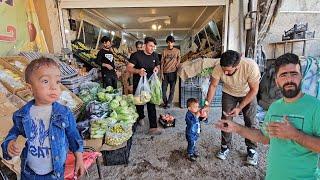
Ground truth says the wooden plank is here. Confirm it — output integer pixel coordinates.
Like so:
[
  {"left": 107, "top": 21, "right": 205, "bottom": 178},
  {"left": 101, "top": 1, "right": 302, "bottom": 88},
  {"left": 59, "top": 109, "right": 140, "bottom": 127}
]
[{"left": 269, "top": 38, "right": 320, "bottom": 44}]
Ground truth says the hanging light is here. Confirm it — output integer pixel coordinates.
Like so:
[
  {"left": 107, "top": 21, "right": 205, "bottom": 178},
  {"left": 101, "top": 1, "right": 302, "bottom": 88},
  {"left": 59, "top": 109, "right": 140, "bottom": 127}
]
[
  {"left": 151, "top": 24, "right": 162, "bottom": 31},
  {"left": 111, "top": 31, "right": 115, "bottom": 36},
  {"left": 152, "top": 24, "right": 157, "bottom": 30}
]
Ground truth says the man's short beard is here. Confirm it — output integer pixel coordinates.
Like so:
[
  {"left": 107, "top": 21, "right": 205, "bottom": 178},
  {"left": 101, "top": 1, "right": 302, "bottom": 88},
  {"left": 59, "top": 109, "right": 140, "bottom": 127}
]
[{"left": 280, "top": 82, "right": 301, "bottom": 98}]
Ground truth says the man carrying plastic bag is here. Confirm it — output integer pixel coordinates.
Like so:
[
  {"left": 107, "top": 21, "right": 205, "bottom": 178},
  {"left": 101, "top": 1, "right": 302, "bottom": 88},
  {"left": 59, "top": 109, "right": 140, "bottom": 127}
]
[{"left": 127, "top": 37, "right": 162, "bottom": 135}]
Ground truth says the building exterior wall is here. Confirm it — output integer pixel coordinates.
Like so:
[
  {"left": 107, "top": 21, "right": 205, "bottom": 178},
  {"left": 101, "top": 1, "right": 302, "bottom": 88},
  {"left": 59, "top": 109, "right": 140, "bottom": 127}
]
[{"left": 261, "top": 0, "right": 320, "bottom": 59}]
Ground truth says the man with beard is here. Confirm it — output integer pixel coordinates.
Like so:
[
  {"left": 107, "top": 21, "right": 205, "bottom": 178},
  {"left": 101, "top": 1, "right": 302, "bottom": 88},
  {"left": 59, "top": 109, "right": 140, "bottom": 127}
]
[
  {"left": 204, "top": 50, "right": 260, "bottom": 165},
  {"left": 215, "top": 53, "right": 320, "bottom": 179}
]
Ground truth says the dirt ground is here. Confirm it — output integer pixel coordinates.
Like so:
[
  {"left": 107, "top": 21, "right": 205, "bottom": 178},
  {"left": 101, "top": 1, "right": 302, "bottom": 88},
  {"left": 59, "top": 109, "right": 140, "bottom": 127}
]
[{"left": 87, "top": 106, "right": 268, "bottom": 180}]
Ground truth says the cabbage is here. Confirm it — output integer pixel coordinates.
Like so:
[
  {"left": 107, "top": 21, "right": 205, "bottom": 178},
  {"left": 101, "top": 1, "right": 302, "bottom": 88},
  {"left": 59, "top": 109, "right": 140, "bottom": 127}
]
[
  {"left": 79, "top": 90, "right": 95, "bottom": 104},
  {"left": 109, "top": 99, "right": 120, "bottom": 109},
  {"left": 114, "top": 96, "right": 122, "bottom": 102},
  {"left": 119, "top": 100, "right": 128, "bottom": 107},
  {"left": 115, "top": 106, "right": 128, "bottom": 115},
  {"left": 126, "top": 94, "right": 134, "bottom": 105},
  {"left": 105, "top": 117, "right": 118, "bottom": 125},
  {"left": 106, "top": 86, "right": 114, "bottom": 93},
  {"left": 110, "top": 111, "right": 117, "bottom": 119},
  {"left": 97, "top": 92, "right": 105, "bottom": 101}
]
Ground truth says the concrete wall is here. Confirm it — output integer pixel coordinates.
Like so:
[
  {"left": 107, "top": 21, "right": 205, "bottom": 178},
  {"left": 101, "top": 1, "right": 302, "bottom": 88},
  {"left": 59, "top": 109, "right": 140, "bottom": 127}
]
[
  {"left": 227, "top": 0, "right": 249, "bottom": 54},
  {"left": 261, "top": 0, "right": 320, "bottom": 59}
]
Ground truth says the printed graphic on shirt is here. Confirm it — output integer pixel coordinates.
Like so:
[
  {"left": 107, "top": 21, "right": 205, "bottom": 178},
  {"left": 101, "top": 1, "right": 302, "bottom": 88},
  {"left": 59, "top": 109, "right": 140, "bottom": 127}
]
[
  {"left": 166, "top": 54, "right": 176, "bottom": 61},
  {"left": 29, "top": 118, "right": 50, "bottom": 158},
  {"left": 105, "top": 54, "right": 113, "bottom": 62},
  {"left": 267, "top": 114, "right": 305, "bottom": 130}
]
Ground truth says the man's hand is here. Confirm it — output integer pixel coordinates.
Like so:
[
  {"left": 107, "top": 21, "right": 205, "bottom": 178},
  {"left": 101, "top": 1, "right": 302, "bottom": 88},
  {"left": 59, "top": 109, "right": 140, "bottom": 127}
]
[
  {"left": 103, "top": 63, "right": 113, "bottom": 70},
  {"left": 153, "top": 67, "right": 159, "bottom": 74},
  {"left": 266, "top": 117, "right": 299, "bottom": 140},
  {"left": 139, "top": 68, "right": 147, "bottom": 76},
  {"left": 229, "top": 107, "right": 241, "bottom": 117},
  {"left": 74, "top": 153, "right": 85, "bottom": 178},
  {"left": 215, "top": 119, "right": 240, "bottom": 133},
  {"left": 7, "top": 140, "right": 21, "bottom": 157}
]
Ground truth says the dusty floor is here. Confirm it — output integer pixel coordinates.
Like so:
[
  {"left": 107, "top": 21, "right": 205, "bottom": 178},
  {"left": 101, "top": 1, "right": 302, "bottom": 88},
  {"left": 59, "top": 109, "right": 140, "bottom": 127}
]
[{"left": 87, "top": 106, "right": 268, "bottom": 180}]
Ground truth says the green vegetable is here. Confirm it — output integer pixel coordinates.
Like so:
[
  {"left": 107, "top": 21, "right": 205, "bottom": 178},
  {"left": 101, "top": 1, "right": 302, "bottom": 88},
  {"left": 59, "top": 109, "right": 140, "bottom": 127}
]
[
  {"left": 79, "top": 90, "right": 95, "bottom": 104},
  {"left": 149, "top": 74, "right": 162, "bottom": 105},
  {"left": 110, "top": 111, "right": 118, "bottom": 119},
  {"left": 119, "top": 100, "right": 128, "bottom": 107},
  {"left": 199, "top": 67, "right": 214, "bottom": 77},
  {"left": 110, "top": 99, "right": 120, "bottom": 109},
  {"left": 106, "top": 86, "right": 114, "bottom": 93}
]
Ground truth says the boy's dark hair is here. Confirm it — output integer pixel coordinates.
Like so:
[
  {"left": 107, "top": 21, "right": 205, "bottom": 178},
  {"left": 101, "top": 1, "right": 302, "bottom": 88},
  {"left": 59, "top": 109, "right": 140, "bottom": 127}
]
[
  {"left": 25, "top": 57, "right": 59, "bottom": 84},
  {"left": 220, "top": 50, "right": 241, "bottom": 67},
  {"left": 275, "top": 53, "right": 301, "bottom": 75},
  {"left": 166, "top": 35, "right": 175, "bottom": 43},
  {"left": 135, "top": 41, "right": 143, "bottom": 48},
  {"left": 100, "top": 36, "right": 111, "bottom": 44},
  {"left": 187, "top": 98, "right": 199, "bottom": 107},
  {"left": 144, "top": 37, "right": 157, "bottom": 45}
]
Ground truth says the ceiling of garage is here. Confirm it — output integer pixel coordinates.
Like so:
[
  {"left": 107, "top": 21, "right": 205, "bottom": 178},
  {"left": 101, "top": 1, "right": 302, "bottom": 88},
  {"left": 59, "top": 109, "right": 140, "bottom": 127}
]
[{"left": 84, "top": 6, "right": 222, "bottom": 46}]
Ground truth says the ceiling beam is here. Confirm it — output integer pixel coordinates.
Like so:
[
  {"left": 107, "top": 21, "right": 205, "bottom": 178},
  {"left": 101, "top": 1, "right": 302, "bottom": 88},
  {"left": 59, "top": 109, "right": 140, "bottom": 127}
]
[
  {"left": 125, "top": 28, "right": 190, "bottom": 32},
  {"left": 193, "top": 6, "right": 223, "bottom": 36},
  {"left": 60, "top": 0, "right": 226, "bottom": 9}
]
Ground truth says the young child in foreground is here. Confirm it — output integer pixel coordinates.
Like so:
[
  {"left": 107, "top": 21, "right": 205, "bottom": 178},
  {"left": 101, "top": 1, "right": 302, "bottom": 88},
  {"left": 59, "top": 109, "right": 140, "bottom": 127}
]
[
  {"left": 185, "top": 98, "right": 207, "bottom": 161},
  {"left": 1, "top": 57, "right": 85, "bottom": 179}
]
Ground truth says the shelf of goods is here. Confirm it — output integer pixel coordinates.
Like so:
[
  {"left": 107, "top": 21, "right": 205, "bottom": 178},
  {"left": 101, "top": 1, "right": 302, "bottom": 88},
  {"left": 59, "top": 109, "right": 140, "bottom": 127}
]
[{"left": 0, "top": 56, "right": 84, "bottom": 117}]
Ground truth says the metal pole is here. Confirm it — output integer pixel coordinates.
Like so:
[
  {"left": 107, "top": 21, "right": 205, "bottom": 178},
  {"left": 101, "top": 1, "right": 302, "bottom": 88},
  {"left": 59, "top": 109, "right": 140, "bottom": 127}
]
[
  {"left": 77, "top": 20, "right": 83, "bottom": 40},
  {"left": 203, "top": 28, "right": 211, "bottom": 48},
  {"left": 96, "top": 28, "right": 102, "bottom": 50}
]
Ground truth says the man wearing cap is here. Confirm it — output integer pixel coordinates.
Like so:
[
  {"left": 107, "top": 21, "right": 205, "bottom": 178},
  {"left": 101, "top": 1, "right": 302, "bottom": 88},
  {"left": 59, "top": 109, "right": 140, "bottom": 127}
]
[{"left": 160, "top": 35, "right": 181, "bottom": 108}]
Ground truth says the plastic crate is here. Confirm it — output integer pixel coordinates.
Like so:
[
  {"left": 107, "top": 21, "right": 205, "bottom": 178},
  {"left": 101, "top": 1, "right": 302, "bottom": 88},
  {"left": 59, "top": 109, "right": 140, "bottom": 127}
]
[
  {"left": 180, "top": 76, "right": 203, "bottom": 88},
  {"left": 179, "top": 85, "right": 222, "bottom": 108},
  {"left": 101, "top": 137, "right": 132, "bottom": 166}
]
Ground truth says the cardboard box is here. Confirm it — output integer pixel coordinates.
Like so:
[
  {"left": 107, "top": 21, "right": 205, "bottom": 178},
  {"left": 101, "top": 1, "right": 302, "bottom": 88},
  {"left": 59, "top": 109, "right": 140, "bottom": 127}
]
[{"left": 84, "top": 138, "right": 103, "bottom": 151}]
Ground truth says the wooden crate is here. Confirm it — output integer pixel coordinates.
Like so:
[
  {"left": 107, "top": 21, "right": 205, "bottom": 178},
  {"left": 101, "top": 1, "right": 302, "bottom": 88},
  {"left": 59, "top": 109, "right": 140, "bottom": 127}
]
[
  {"left": 16, "top": 89, "right": 33, "bottom": 102},
  {"left": 0, "top": 56, "right": 29, "bottom": 74},
  {"left": 0, "top": 59, "right": 27, "bottom": 94},
  {"left": 0, "top": 58, "right": 24, "bottom": 77}
]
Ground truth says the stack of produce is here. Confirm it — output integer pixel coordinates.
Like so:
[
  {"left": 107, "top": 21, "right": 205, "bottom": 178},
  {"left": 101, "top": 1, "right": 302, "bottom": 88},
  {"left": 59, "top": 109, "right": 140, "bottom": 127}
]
[
  {"left": 80, "top": 85, "right": 138, "bottom": 146},
  {"left": 0, "top": 65, "right": 26, "bottom": 90},
  {"left": 72, "top": 41, "right": 97, "bottom": 60}
]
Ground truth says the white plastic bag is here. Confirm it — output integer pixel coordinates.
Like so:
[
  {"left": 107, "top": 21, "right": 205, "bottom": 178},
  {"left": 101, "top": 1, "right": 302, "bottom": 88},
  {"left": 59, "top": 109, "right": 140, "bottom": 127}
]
[{"left": 134, "top": 75, "right": 151, "bottom": 105}]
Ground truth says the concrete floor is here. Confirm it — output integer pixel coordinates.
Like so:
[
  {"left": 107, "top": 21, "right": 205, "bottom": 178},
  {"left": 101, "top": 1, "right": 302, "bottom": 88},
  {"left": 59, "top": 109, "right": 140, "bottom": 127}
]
[{"left": 87, "top": 106, "right": 268, "bottom": 180}]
